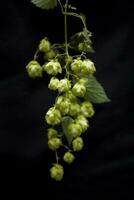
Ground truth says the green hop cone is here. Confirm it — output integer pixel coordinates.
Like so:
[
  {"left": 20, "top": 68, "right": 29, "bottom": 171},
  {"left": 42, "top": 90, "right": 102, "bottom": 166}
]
[
  {"left": 58, "top": 78, "right": 71, "bottom": 93},
  {"left": 44, "top": 49, "right": 56, "bottom": 60},
  {"left": 75, "top": 115, "right": 89, "bottom": 132},
  {"left": 45, "top": 107, "right": 61, "bottom": 125},
  {"left": 65, "top": 91, "right": 77, "bottom": 102},
  {"left": 78, "top": 42, "right": 85, "bottom": 52},
  {"left": 71, "top": 58, "right": 83, "bottom": 74},
  {"left": 48, "top": 138, "right": 62, "bottom": 151},
  {"left": 56, "top": 96, "right": 70, "bottom": 115},
  {"left": 47, "top": 128, "right": 58, "bottom": 140},
  {"left": 43, "top": 60, "right": 62, "bottom": 75},
  {"left": 81, "top": 101, "right": 95, "bottom": 118},
  {"left": 69, "top": 102, "right": 81, "bottom": 116},
  {"left": 50, "top": 164, "right": 64, "bottom": 181},
  {"left": 81, "top": 59, "right": 96, "bottom": 74},
  {"left": 26, "top": 60, "right": 42, "bottom": 79},
  {"left": 39, "top": 38, "right": 51, "bottom": 53},
  {"left": 67, "top": 122, "right": 82, "bottom": 138},
  {"left": 72, "top": 137, "right": 84, "bottom": 152},
  {"left": 63, "top": 152, "right": 75, "bottom": 164},
  {"left": 78, "top": 43, "right": 93, "bottom": 53},
  {"left": 72, "top": 82, "right": 86, "bottom": 97},
  {"left": 48, "top": 77, "right": 60, "bottom": 90}
]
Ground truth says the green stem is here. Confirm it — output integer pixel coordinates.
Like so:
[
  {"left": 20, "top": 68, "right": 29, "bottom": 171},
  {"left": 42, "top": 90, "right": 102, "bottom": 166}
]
[
  {"left": 57, "top": 0, "right": 64, "bottom": 13},
  {"left": 55, "top": 151, "right": 59, "bottom": 164},
  {"left": 33, "top": 49, "right": 39, "bottom": 60},
  {"left": 64, "top": 11, "right": 91, "bottom": 35},
  {"left": 58, "top": 0, "right": 91, "bottom": 40},
  {"left": 64, "top": 0, "right": 69, "bottom": 57}
]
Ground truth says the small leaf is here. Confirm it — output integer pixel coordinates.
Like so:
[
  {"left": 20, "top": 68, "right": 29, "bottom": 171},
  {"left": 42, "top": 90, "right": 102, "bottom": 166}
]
[
  {"left": 61, "top": 116, "right": 74, "bottom": 146},
  {"left": 84, "top": 75, "right": 111, "bottom": 104},
  {"left": 31, "top": 0, "right": 57, "bottom": 10},
  {"left": 83, "top": 28, "right": 92, "bottom": 41}
]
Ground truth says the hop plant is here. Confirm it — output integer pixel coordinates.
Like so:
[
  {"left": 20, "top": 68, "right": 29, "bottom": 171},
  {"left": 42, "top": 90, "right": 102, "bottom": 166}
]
[{"left": 26, "top": 0, "right": 110, "bottom": 181}]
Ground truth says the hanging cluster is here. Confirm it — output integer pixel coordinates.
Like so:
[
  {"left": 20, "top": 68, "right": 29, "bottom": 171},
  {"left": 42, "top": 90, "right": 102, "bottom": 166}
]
[
  {"left": 26, "top": 37, "right": 96, "bottom": 180},
  {"left": 27, "top": 0, "right": 110, "bottom": 181}
]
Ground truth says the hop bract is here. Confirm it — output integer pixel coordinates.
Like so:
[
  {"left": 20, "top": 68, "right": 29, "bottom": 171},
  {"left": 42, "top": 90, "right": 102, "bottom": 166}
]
[
  {"left": 48, "top": 138, "right": 62, "bottom": 151},
  {"left": 44, "top": 60, "right": 62, "bottom": 75},
  {"left": 50, "top": 164, "right": 64, "bottom": 181},
  {"left": 63, "top": 152, "right": 75, "bottom": 164},
  {"left": 81, "top": 101, "right": 95, "bottom": 118},
  {"left": 48, "top": 77, "right": 59, "bottom": 90},
  {"left": 45, "top": 107, "right": 61, "bottom": 125},
  {"left": 39, "top": 38, "right": 51, "bottom": 53},
  {"left": 58, "top": 78, "right": 71, "bottom": 93},
  {"left": 26, "top": 60, "right": 42, "bottom": 78},
  {"left": 72, "top": 137, "right": 84, "bottom": 152}
]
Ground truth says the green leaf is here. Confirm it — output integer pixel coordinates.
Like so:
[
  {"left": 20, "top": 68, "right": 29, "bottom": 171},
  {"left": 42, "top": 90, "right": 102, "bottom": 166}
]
[
  {"left": 61, "top": 116, "right": 74, "bottom": 146},
  {"left": 31, "top": 0, "right": 57, "bottom": 10},
  {"left": 84, "top": 75, "right": 111, "bottom": 104}
]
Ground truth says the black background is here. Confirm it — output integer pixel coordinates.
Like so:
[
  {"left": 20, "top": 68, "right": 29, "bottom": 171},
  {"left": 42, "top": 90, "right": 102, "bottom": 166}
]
[{"left": 0, "top": 0, "right": 134, "bottom": 198}]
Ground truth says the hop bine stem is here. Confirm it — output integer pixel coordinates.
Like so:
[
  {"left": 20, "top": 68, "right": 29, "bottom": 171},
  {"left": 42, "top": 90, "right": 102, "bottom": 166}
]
[{"left": 64, "top": 0, "right": 69, "bottom": 57}]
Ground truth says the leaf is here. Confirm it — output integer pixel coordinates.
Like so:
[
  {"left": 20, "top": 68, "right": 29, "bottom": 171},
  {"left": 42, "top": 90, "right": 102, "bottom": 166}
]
[
  {"left": 61, "top": 116, "right": 74, "bottom": 146},
  {"left": 84, "top": 75, "right": 111, "bottom": 104},
  {"left": 83, "top": 28, "right": 92, "bottom": 42},
  {"left": 31, "top": 0, "right": 57, "bottom": 10}
]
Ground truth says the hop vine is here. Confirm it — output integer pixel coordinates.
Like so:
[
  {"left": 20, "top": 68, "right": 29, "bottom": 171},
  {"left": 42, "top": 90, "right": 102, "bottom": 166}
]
[{"left": 26, "top": 0, "right": 110, "bottom": 181}]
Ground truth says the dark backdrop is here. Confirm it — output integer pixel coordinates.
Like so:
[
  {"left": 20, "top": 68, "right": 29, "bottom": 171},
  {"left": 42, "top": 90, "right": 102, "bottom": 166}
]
[{"left": 0, "top": 0, "right": 134, "bottom": 199}]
